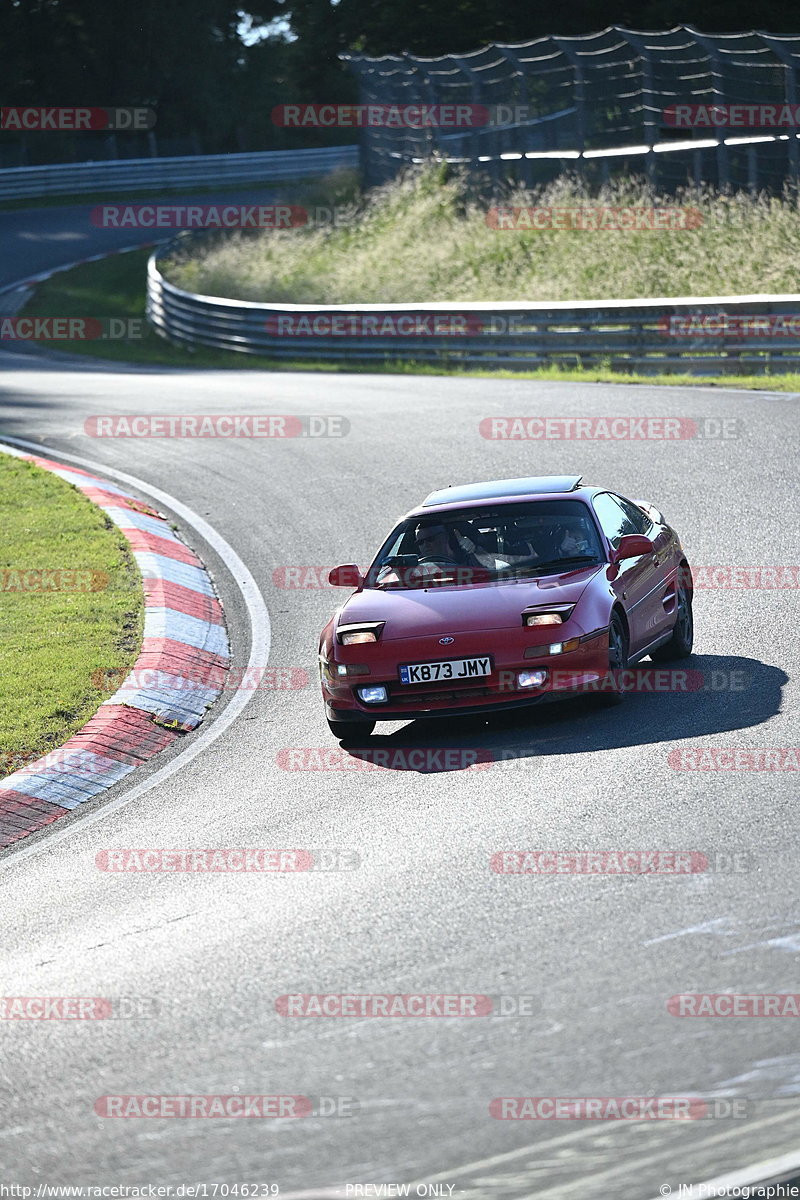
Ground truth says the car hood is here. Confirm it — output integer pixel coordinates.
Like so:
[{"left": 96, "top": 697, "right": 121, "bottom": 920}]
[{"left": 338, "top": 565, "right": 603, "bottom": 640}]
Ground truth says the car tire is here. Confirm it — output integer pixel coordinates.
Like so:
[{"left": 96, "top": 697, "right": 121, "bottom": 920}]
[
  {"left": 327, "top": 718, "right": 376, "bottom": 741},
  {"left": 650, "top": 585, "right": 693, "bottom": 661},
  {"left": 593, "top": 611, "right": 629, "bottom": 706}
]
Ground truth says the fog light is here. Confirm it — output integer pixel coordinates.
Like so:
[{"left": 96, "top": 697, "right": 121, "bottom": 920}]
[
  {"left": 517, "top": 670, "right": 547, "bottom": 688},
  {"left": 357, "top": 685, "right": 388, "bottom": 704}
]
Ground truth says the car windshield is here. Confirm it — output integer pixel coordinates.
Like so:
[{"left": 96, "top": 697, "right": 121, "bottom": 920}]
[{"left": 365, "top": 500, "right": 605, "bottom": 589}]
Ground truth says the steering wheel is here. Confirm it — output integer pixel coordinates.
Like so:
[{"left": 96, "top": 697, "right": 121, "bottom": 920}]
[{"left": 418, "top": 554, "right": 460, "bottom": 565}]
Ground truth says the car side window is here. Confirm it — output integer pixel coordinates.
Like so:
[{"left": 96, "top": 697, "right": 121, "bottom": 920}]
[
  {"left": 616, "top": 496, "right": 654, "bottom": 535},
  {"left": 591, "top": 492, "right": 639, "bottom": 549}
]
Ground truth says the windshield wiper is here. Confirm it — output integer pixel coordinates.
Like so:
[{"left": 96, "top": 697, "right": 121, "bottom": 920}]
[{"left": 512, "top": 555, "right": 600, "bottom": 576}]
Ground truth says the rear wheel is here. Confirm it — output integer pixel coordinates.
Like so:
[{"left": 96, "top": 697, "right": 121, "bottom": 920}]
[
  {"left": 650, "top": 585, "right": 693, "bottom": 661},
  {"left": 593, "top": 611, "right": 629, "bottom": 706},
  {"left": 327, "top": 718, "right": 376, "bottom": 741}
]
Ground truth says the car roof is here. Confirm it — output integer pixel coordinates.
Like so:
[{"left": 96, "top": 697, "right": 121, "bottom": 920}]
[{"left": 410, "top": 476, "right": 597, "bottom": 517}]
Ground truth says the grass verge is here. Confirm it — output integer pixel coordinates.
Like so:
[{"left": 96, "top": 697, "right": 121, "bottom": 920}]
[
  {"left": 163, "top": 165, "right": 800, "bottom": 304},
  {"left": 0, "top": 454, "right": 144, "bottom": 779},
  {"left": 15, "top": 248, "right": 800, "bottom": 390}
]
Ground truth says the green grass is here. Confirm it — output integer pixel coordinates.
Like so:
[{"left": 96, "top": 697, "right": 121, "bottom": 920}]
[
  {"left": 0, "top": 455, "right": 144, "bottom": 778},
  {"left": 162, "top": 165, "right": 800, "bottom": 304}
]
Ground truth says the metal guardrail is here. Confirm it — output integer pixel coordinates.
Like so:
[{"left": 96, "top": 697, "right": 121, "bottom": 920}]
[
  {"left": 0, "top": 146, "right": 359, "bottom": 201},
  {"left": 147, "top": 241, "right": 800, "bottom": 374}
]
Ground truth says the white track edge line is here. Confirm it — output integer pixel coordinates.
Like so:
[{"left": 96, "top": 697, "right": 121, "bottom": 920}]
[
  {"left": 0, "top": 435, "right": 270, "bottom": 873},
  {"left": 647, "top": 1142, "right": 800, "bottom": 1198}
]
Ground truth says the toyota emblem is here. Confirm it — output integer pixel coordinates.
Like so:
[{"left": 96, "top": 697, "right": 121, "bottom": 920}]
[{"left": 439, "top": 636, "right": 455, "bottom": 645}]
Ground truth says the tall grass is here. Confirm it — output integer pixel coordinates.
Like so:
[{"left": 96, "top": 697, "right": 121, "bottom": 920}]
[{"left": 162, "top": 165, "right": 800, "bottom": 304}]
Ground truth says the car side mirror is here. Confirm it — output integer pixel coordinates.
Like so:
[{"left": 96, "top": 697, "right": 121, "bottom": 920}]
[
  {"left": 611, "top": 534, "right": 655, "bottom": 564},
  {"left": 328, "top": 564, "right": 362, "bottom": 588}
]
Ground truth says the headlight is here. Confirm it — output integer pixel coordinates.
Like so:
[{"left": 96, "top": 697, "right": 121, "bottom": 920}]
[
  {"left": 337, "top": 621, "right": 385, "bottom": 646},
  {"left": 522, "top": 605, "right": 575, "bottom": 627}
]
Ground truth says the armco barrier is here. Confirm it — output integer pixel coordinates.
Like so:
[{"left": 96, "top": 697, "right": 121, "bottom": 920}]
[
  {"left": 146, "top": 245, "right": 800, "bottom": 374},
  {"left": 0, "top": 146, "right": 359, "bottom": 201}
]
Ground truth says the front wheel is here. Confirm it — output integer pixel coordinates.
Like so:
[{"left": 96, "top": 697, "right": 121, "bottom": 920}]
[
  {"left": 327, "top": 717, "right": 376, "bottom": 741},
  {"left": 650, "top": 585, "right": 693, "bottom": 661},
  {"left": 592, "top": 611, "right": 629, "bottom": 706}
]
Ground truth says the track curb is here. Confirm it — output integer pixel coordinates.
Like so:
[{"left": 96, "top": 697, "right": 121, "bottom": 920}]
[{"left": 0, "top": 451, "right": 231, "bottom": 849}]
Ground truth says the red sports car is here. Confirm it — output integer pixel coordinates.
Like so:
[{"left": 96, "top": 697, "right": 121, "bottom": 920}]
[{"left": 318, "top": 475, "right": 693, "bottom": 740}]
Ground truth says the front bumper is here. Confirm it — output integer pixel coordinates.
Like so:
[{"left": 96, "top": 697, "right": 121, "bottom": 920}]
[
  {"left": 321, "top": 627, "right": 610, "bottom": 723},
  {"left": 325, "top": 685, "right": 592, "bottom": 724}
]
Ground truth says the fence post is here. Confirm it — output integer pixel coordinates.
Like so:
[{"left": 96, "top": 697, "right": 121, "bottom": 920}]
[
  {"left": 451, "top": 55, "right": 491, "bottom": 179},
  {"left": 497, "top": 44, "right": 533, "bottom": 187},
  {"left": 616, "top": 28, "right": 657, "bottom": 191},
  {"left": 757, "top": 33, "right": 800, "bottom": 185},
  {"left": 552, "top": 37, "right": 586, "bottom": 181},
  {"left": 687, "top": 28, "right": 730, "bottom": 190}
]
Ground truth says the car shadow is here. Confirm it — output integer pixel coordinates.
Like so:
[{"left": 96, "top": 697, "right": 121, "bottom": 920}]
[{"left": 338, "top": 654, "right": 787, "bottom": 773}]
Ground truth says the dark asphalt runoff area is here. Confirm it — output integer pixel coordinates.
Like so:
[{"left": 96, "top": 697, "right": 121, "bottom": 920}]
[{"left": 0, "top": 210, "right": 799, "bottom": 1198}]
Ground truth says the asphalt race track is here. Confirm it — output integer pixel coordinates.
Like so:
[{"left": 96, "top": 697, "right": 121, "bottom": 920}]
[
  {"left": 1, "top": 217, "right": 800, "bottom": 1197},
  {"left": 0, "top": 190, "right": 285, "bottom": 289}
]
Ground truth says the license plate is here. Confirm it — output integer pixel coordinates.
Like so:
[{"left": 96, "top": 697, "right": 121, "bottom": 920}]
[{"left": 399, "top": 656, "right": 492, "bottom": 685}]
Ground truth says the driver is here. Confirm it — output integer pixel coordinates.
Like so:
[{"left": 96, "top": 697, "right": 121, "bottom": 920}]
[
  {"left": 555, "top": 524, "right": 591, "bottom": 557},
  {"left": 415, "top": 522, "right": 474, "bottom": 564}
]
